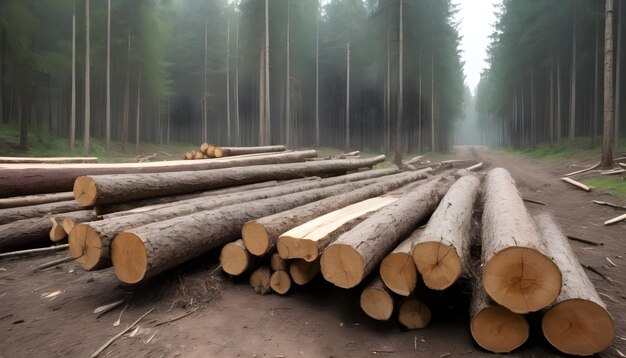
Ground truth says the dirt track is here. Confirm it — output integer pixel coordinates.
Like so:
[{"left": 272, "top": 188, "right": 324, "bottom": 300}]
[{"left": 0, "top": 148, "right": 624, "bottom": 358}]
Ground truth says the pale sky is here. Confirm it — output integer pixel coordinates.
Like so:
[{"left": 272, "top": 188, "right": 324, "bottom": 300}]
[{"left": 452, "top": 0, "right": 501, "bottom": 93}]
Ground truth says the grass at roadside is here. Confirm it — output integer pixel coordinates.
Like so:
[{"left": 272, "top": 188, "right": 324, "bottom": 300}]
[
  {"left": 582, "top": 177, "right": 626, "bottom": 199},
  {"left": 500, "top": 138, "right": 626, "bottom": 161}
]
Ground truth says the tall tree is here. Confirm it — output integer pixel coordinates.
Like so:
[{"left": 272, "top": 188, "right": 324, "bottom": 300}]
[
  {"left": 396, "top": 0, "right": 403, "bottom": 153},
  {"left": 569, "top": 4, "right": 577, "bottom": 143},
  {"left": 70, "top": 1, "right": 76, "bottom": 151},
  {"left": 615, "top": 0, "right": 622, "bottom": 153},
  {"left": 285, "top": 0, "right": 291, "bottom": 147},
  {"left": 345, "top": 40, "right": 350, "bottom": 150},
  {"left": 83, "top": 0, "right": 90, "bottom": 155},
  {"left": 105, "top": 0, "right": 111, "bottom": 153},
  {"left": 602, "top": 0, "right": 615, "bottom": 168}
]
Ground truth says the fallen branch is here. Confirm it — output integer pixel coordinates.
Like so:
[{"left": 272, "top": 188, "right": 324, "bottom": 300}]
[
  {"left": 619, "top": 163, "right": 626, "bottom": 168},
  {"left": 523, "top": 197, "right": 546, "bottom": 206},
  {"left": 32, "top": 256, "right": 75, "bottom": 272},
  {"left": 561, "top": 177, "right": 591, "bottom": 192},
  {"left": 90, "top": 306, "right": 154, "bottom": 358},
  {"left": 605, "top": 212, "right": 626, "bottom": 225},
  {"left": 564, "top": 162, "right": 600, "bottom": 177},
  {"left": 153, "top": 307, "right": 198, "bottom": 327},
  {"left": 567, "top": 235, "right": 602, "bottom": 246},
  {"left": 0, "top": 244, "right": 68, "bottom": 259},
  {"left": 592, "top": 200, "right": 626, "bottom": 210},
  {"left": 600, "top": 169, "right": 626, "bottom": 175},
  {"left": 466, "top": 162, "right": 483, "bottom": 172}
]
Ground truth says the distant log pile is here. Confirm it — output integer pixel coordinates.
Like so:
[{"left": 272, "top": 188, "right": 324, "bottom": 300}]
[{"left": 184, "top": 143, "right": 287, "bottom": 160}]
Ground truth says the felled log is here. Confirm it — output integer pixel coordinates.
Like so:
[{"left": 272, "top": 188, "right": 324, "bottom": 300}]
[
  {"left": 213, "top": 145, "right": 286, "bottom": 158},
  {"left": 243, "top": 170, "right": 430, "bottom": 257},
  {"left": 50, "top": 211, "right": 99, "bottom": 242},
  {"left": 360, "top": 275, "right": 394, "bottom": 321},
  {"left": 277, "top": 197, "right": 397, "bottom": 262},
  {"left": 270, "top": 270, "right": 291, "bottom": 295},
  {"left": 270, "top": 253, "right": 288, "bottom": 272},
  {"left": 0, "top": 150, "right": 318, "bottom": 197},
  {"left": 73, "top": 155, "right": 385, "bottom": 206},
  {"left": 200, "top": 142, "right": 211, "bottom": 154},
  {"left": 321, "top": 176, "right": 453, "bottom": 289},
  {"left": 0, "top": 192, "right": 74, "bottom": 209},
  {"left": 470, "top": 272, "right": 529, "bottom": 353},
  {"left": 411, "top": 175, "right": 480, "bottom": 290},
  {"left": 0, "top": 201, "right": 87, "bottom": 225},
  {"left": 220, "top": 239, "right": 254, "bottom": 276},
  {"left": 0, "top": 217, "right": 57, "bottom": 252},
  {"left": 561, "top": 177, "right": 591, "bottom": 192},
  {"left": 289, "top": 259, "right": 320, "bottom": 285},
  {"left": 70, "top": 169, "right": 398, "bottom": 271},
  {"left": 481, "top": 168, "right": 561, "bottom": 314},
  {"left": 249, "top": 267, "right": 272, "bottom": 295},
  {"left": 109, "top": 175, "right": 401, "bottom": 284},
  {"left": 536, "top": 213, "right": 614, "bottom": 356},
  {"left": 379, "top": 228, "right": 423, "bottom": 296},
  {"left": 605, "top": 212, "right": 626, "bottom": 225},
  {"left": 398, "top": 296, "right": 431, "bottom": 329},
  {"left": 0, "top": 156, "right": 98, "bottom": 164}
]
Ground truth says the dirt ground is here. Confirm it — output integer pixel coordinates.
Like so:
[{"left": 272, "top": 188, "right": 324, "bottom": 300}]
[{"left": 0, "top": 147, "right": 624, "bottom": 358}]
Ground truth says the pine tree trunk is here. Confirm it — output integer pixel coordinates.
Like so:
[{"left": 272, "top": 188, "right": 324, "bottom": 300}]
[
  {"left": 315, "top": 9, "right": 320, "bottom": 147},
  {"left": 614, "top": 1, "right": 622, "bottom": 154},
  {"left": 226, "top": 8, "right": 231, "bottom": 145},
  {"left": 550, "top": 56, "right": 555, "bottom": 144},
  {"left": 262, "top": 0, "right": 271, "bottom": 145},
  {"left": 83, "top": 0, "right": 91, "bottom": 155},
  {"left": 105, "top": 0, "right": 111, "bottom": 153},
  {"left": 235, "top": 15, "right": 241, "bottom": 146},
  {"left": 602, "top": 0, "right": 616, "bottom": 168},
  {"left": 593, "top": 19, "right": 599, "bottom": 146},
  {"left": 285, "top": 0, "right": 291, "bottom": 147},
  {"left": 122, "top": 26, "right": 130, "bottom": 151},
  {"left": 557, "top": 54, "right": 562, "bottom": 143},
  {"left": 70, "top": 4, "right": 76, "bottom": 151},
  {"left": 569, "top": 8, "right": 577, "bottom": 143},
  {"left": 431, "top": 50, "right": 435, "bottom": 152},
  {"left": 396, "top": 0, "right": 403, "bottom": 153},
  {"left": 135, "top": 71, "right": 141, "bottom": 151},
  {"left": 203, "top": 17, "right": 208, "bottom": 143},
  {"left": 345, "top": 41, "right": 350, "bottom": 150}
]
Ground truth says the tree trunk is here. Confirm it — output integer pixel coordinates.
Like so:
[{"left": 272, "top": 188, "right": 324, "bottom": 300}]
[
  {"left": 431, "top": 50, "right": 435, "bottom": 152},
  {"left": 289, "top": 258, "right": 320, "bottom": 285},
  {"left": 0, "top": 150, "right": 319, "bottom": 198},
  {"left": 235, "top": 15, "right": 240, "bottom": 146},
  {"left": 203, "top": 17, "right": 208, "bottom": 143},
  {"left": 285, "top": 0, "right": 290, "bottom": 147},
  {"left": 70, "top": 167, "right": 397, "bottom": 270},
  {"left": 105, "top": 0, "right": 111, "bottom": 153},
  {"left": 398, "top": 295, "right": 431, "bottom": 329},
  {"left": 321, "top": 176, "right": 454, "bottom": 289},
  {"left": 122, "top": 26, "right": 131, "bottom": 151},
  {"left": 270, "top": 270, "right": 291, "bottom": 294},
  {"left": 84, "top": 0, "right": 91, "bottom": 155},
  {"left": 0, "top": 192, "right": 74, "bottom": 209},
  {"left": 379, "top": 227, "right": 422, "bottom": 296},
  {"left": 249, "top": 266, "right": 271, "bottom": 294},
  {"left": 213, "top": 145, "right": 286, "bottom": 158},
  {"left": 0, "top": 200, "right": 88, "bottom": 225},
  {"left": 135, "top": 71, "right": 141, "bottom": 151},
  {"left": 220, "top": 239, "right": 254, "bottom": 276},
  {"left": 345, "top": 41, "right": 350, "bottom": 150},
  {"left": 411, "top": 175, "right": 480, "bottom": 290},
  {"left": 535, "top": 213, "right": 614, "bottom": 356},
  {"left": 0, "top": 217, "right": 58, "bottom": 252},
  {"left": 550, "top": 56, "right": 555, "bottom": 144},
  {"left": 70, "top": 4, "right": 76, "bottom": 151},
  {"left": 481, "top": 168, "right": 561, "bottom": 313},
  {"left": 593, "top": 19, "right": 600, "bottom": 146},
  {"left": 602, "top": 0, "right": 615, "bottom": 168},
  {"left": 360, "top": 275, "right": 394, "bottom": 321},
  {"left": 315, "top": 9, "right": 319, "bottom": 147},
  {"left": 244, "top": 170, "right": 428, "bottom": 257},
  {"left": 385, "top": 16, "right": 391, "bottom": 154},
  {"left": 557, "top": 54, "right": 562, "bottom": 143},
  {"left": 569, "top": 8, "right": 577, "bottom": 144},
  {"left": 396, "top": 0, "right": 403, "bottom": 153},
  {"left": 614, "top": 0, "right": 622, "bottom": 154}
]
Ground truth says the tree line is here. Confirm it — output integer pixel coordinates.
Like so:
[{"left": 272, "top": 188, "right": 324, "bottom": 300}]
[{"left": 0, "top": 0, "right": 464, "bottom": 155}]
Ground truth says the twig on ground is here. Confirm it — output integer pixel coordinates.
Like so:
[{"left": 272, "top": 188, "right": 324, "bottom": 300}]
[
  {"left": 90, "top": 306, "right": 154, "bottom": 358},
  {"left": 592, "top": 200, "right": 626, "bottom": 210},
  {"left": 564, "top": 162, "right": 600, "bottom": 177},
  {"left": 523, "top": 197, "right": 546, "bottom": 206},
  {"left": 32, "top": 256, "right": 74, "bottom": 272},
  {"left": 0, "top": 245, "right": 69, "bottom": 259},
  {"left": 153, "top": 307, "right": 199, "bottom": 327},
  {"left": 567, "top": 235, "right": 603, "bottom": 246}
]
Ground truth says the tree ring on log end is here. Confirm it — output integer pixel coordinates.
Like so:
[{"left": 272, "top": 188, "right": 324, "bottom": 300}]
[
  {"left": 360, "top": 286, "right": 393, "bottom": 320},
  {"left": 111, "top": 232, "right": 148, "bottom": 284},
  {"left": 220, "top": 242, "right": 249, "bottom": 276},
  {"left": 471, "top": 306, "right": 528, "bottom": 353},
  {"left": 398, "top": 299, "right": 432, "bottom": 329},
  {"left": 270, "top": 270, "right": 291, "bottom": 294},
  {"left": 276, "top": 236, "right": 319, "bottom": 262},
  {"left": 380, "top": 252, "right": 418, "bottom": 296},
  {"left": 68, "top": 223, "right": 102, "bottom": 270},
  {"left": 242, "top": 221, "right": 270, "bottom": 256},
  {"left": 320, "top": 244, "right": 364, "bottom": 289},
  {"left": 73, "top": 176, "right": 98, "bottom": 206},
  {"left": 412, "top": 241, "right": 461, "bottom": 291},
  {"left": 483, "top": 246, "right": 561, "bottom": 313},
  {"left": 542, "top": 299, "right": 614, "bottom": 356}
]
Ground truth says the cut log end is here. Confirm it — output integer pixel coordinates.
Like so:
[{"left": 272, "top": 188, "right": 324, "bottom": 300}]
[
  {"left": 73, "top": 176, "right": 98, "bottom": 206},
  {"left": 471, "top": 305, "right": 529, "bottom": 353},
  {"left": 50, "top": 218, "right": 68, "bottom": 242},
  {"left": 270, "top": 253, "right": 288, "bottom": 272},
  {"left": 320, "top": 244, "right": 365, "bottom": 289},
  {"left": 220, "top": 240, "right": 250, "bottom": 276},
  {"left": 542, "top": 299, "right": 614, "bottom": 356},
  {"left": 398, "top": 299, "right": 432, "bottom": 329},
  {"left": 242, "top": 221, "right": 271, "bottom": 256},
  {"left": 360, "top": 285, "right": 394, "bottom": 321},
  {"left": 379, "top": 252, "right": 418, "bottom": 296},
  {"left": 111, "top": 232, "right": 148, "bottom": 284},
  {"left": 68, "top": 223, "right": 103, "bottom": 270},
  {"left": 249, "top": 267, "right": 272, "bottom": 295},
  {"left": 270, "top": 270, "right": 292, "bottom": 295},
  {"left": 483, "top": 247, "right": 561, "bottom": 313},
  {"left": 289, "top": 259, "right": 320, "bottom": 285},
  {"left": 213, "top": 147, "right": 224, "bottom": 158},
  {"left": 412, "top": 242, "right": 461, "bottom": 291},
  {"left": 276, "top": 236, "right": 319, "bottom": 262}
]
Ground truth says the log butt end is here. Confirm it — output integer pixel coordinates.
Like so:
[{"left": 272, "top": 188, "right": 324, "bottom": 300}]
[
  {"left": 249, "top": 267, "right": 272, "bottom": 295},
  {"left": 50, "top": 218, "right": 67, "bottom": 242},
  {"left": 290, "top": 259, "right": 320, "bottom": 285},
  {"left": 73, "top": 176, "right": 98, "bottom": 206},
  {"left": 412, "top": 242, "right": 461, "bottom": 291},
  {"left": 360, "top": 285, "right": 394, "bottom": 321},
  {"left": 111, "top": 232, "right": 148, "bottom": 284},
  {"left": 242, "top": 221, "right": 271, "bottom": 256},
  {"left": 471, "top": 305, "right": 529, "bottom": 353},
  {"left": 320, "top": 244, "right": 364, "bottom": 289},
  {"left": 276, "top": 236, "right": 319, "bottom": 262},
  {"left": 398, "top": 299, "right": 432, "bottom": 329},
  {"left": 270, "top": 270, "right": 292, "bottom": 295},
  {"left": 542, "top": 299, "right": 614, "bottom": 356},
  {"left": 213, "top": 147, "right": 224, "bottom": 158},
  {"left": 483, "top": 247, "right": 561, "bottom": 313},
  {"left": 220, "top": 240, "right": 250, "bottom": 276},
  {"left": 68, "top": 223, "right": 103, "bottom": 270},
  {"left": 380, "top": 252, "right": 417, "bottom": 296}
]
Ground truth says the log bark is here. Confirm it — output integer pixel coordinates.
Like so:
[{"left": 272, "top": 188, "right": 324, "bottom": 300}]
[
  {"left": 219, "top": 239, "right": 254, "bottom": 276},
  {"left": 270, "top": 253, "right": 288, "bottom": 272},
  {"left": 289, "top": 258, "right": 320, "bottom": 285},
  {"left": 214, "top": 145, "right": 286, "bottom": 158},
  {"left": 398, "top": 296, "right": 431, "bottom": 329},
  {"left": 0, "top": 156, "right": 98, "bottom": 164},
  {"left": 0, "top": 192, "right": 74, "bottom": 209},
  {"left": 243, "top": 169, "right": 430, "bottom": 257},
  {"left": 0, "top": 217, "right": 55, "bottom": 252},
  {"left": 481, "top": 168, "right": 561, "bottom": 313},
  {"left": 0, "top": 150, "right": 318, "bottom": 197},
  {"left": 277, "top": 196, "right": 398, "bottom": 262},
  {"left": 70, "top": 168, "right": 399, "bottom": 271},
  {"left": 412, "top": 175, "right": 481, "bottom": 290},
  {"left": 0, "top": 201, "right": 87, "bottom": 225},
  {"left": 270, "top": 270, "right": 291, "bottom": 295},
  {"left": 109, "top": 173, "right": 404, "bottom": 284},
  {"left": 249, "top": 267, "right": 271, "bottom": 295},
  {"left": 360, "top": 275, "right": 394, "bottom": 321},
  {"left": 470, "top": 272, "right": 529, "bottom": 353},
  {"left": 321, "top": 176, "right": 453, "bottom": 289},
  {"left": 73, "top": 155, "right": 385, "bottom": 206},
  {"left": 49, "top": 210, "right": 98, "bottom": 242},
  {"left": 535, "top": 213, "right": 614, "bottom": 356},
  {"left": 380, "top": 228, "right": 423, "bottom": 296}
]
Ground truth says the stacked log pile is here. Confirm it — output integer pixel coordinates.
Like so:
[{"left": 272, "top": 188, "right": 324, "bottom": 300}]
[{"left": 184, "top": 143, "right": 287, "bottom": 160}]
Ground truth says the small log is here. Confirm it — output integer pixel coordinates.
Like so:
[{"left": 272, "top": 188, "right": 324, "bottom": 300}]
[
  {"left": 0, "top": 192, "right": 74, "bottom": 209},
  {"left": 398, "top": 297, "right": 431, "bottom": 329},
  {"left": 219, "top": 239, "right": 253, "bottom": 276},
  {"left": 200, "top": 142, "right": 211, "bottom": 154},
  {"left": 184, "top": 152, "right": 193, "bottom": 160},
  {"left": 564, "top": 162, "right": 600, "bottom": 177},
  {"left": 412, "top": 175, "right": 481, "bottom": 290},
  {"left": 619, "top": 162, "right": 626, "bottom": 168},
  {"left": 481, "top": 168, "right": 561, "bottom": 314},
  {"left": 592, "top": 200, "right": 626, "bottom": 210},
  {"left": 360, "top": 275, "right": 394, "bottom": 321},
  {"left": 0, "top": 216, "right": 59, "bottom": 252},
  {"left": 249, "top": 267, "right": 272, "bottom": 295},
  {"left": 289, "top": 258, "right": 320, "bottom": 285},
  {"left": 561, "top": 177, "right": 591, "bottom": 192},
  {"left": 193, "top": 151, "right": 204, "bottom": 160},
  {"left": 213, "top": 145, "right": 287, "bottom": 158},
  {"left": 379, "top": 228, "right": 422, "bottom": 296},
  {"left": 270, "top": 270, "right": 291, "bottom": 295},
  {"left": 0, "top": 156, "right": 98, "bottom": 164},
  {"left": 49, "top": 210, "right": 99, "bottom": 242},
  {"left": 466, "top": 162, "right": 483, "bottom": 172},
  {"left": 0, "top": 244, "right": 68, "bottom": 259},
  {"left": 600, "top": 168, "right": 626, "bottom": 175},
  {"left": 605, "top": 212, "right": 626, "bottom": 225},
  {"left": 404, "top": 155, "right": 425, "bottom": 166},
  {"left": 270, "top": 253, "right": 288, "bottom": 272},
  {"left": 0, "top": 201, "right": 87, "bottom": 225},
  {"left": 535, "top": 213, "right": 614, "bottom": 356}
]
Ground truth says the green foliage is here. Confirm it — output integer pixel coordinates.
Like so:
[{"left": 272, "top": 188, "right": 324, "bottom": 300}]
[{"left": 582, "top": 177, "right": 626, "bottom": 199}]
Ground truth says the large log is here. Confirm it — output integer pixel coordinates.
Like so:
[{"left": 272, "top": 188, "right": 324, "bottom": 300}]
[
  {"left": 0, "top": 192, "right": 74, "bottom": 209},
  {"left": 219, "top": 239, "right": 254, "bottom": 276},
  {"left": 481, "top": 168, "right": 561, "bottom": 314},
  {"left": 0, "top": 217, "right": 55, "bottom": 252},
  {"left": 360, "top": 275, "right": 395, "bottom": 321},
  {"left": 109, "top": 175, "right": 409, "bottom": 284},
  {"left": 0, "top": 156, "right": 98, "bottom": 164},
  {"left": 214, "top": 145, "right": 287, "bottom": 158},
  {"left": 470, "top": 272, "right": 529, "bottom": 353},
  {"left": 289, "top": 259, "right": 320, "bottom": 285},
  {"left": 535, "top": 213, "right": 614, "bottom": 356},
  {"left": 411, "top": 175, "right": 481, "bottom": 290},
  {"left": 0, "top": 150, "right": 318, "bottom": 197},
  {"left": 276, "top": 196, "right": 398, "bottom": 262},
  {"left": 379, "top": 228, "right": 423, "bottom": 296},
  {"left": 0, "top": 201, "right": 88, "bottom": 225},
  {"left": 70, "top": 168, "right": 399, "bottom": 271},
  {"left": 242, "top": 169, "right": 430, "bottom": 256},
  {"left": 73, "top": 155, "right": 386, "bottom": 206},
  {"left": 320, "top": 176, "right": 453, "bottom": 289}
]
